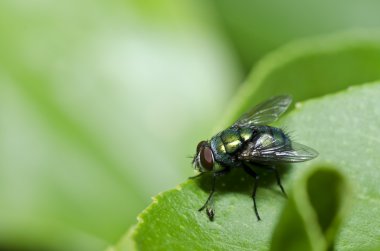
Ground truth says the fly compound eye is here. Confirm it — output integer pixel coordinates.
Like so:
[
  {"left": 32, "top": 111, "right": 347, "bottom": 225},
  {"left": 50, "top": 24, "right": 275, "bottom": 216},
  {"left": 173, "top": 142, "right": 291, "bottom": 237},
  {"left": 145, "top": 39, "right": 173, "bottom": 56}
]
[
  {"left": 196, "top": 141, "right": 206, "bottom": 153},
  {"left": 200, "top": 147, "right": 214, "bottom": 171}
]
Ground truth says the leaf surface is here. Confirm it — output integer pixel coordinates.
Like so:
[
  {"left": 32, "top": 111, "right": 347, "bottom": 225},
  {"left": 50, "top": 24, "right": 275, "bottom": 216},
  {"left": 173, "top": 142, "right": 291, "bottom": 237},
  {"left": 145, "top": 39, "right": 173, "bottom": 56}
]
[
  {"left": 270, "top": 167, "right": 350, "bottom": 251},
  {"left": 115, "top": 82, "right": 380, "bottom": 250}
]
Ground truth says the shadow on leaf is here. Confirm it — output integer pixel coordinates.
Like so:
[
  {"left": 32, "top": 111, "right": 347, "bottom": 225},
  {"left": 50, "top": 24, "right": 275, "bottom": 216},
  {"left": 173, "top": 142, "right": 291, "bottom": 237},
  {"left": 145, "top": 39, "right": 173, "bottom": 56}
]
[{"left": 193, "top": 164, "right": 292, "bottom": 196}]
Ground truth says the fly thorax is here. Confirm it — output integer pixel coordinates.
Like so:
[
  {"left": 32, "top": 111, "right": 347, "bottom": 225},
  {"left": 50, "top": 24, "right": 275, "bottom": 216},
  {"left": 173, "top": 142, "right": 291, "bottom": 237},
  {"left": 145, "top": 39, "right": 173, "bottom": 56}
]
[
  {"left": 239, "top": 127, "right": 254, "bottom": 141},
  {"left": 220, "top": 129, "right": 242, "bottom": 154},
  {"left": 210, "top": 133, "right": 237, "bottom": 167}
]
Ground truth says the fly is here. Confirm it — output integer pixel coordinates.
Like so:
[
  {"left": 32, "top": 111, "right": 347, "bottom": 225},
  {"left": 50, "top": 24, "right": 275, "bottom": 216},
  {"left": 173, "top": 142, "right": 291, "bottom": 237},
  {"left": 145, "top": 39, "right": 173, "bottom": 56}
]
[{"left": 191, "top": 95, "right": 318, "bottom": 221}]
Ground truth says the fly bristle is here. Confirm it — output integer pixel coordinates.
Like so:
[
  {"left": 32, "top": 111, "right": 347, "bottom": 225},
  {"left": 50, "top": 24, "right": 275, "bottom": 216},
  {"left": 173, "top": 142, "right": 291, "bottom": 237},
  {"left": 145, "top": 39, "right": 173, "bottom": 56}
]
[
  {"left": 280, "top": 126, "right": 295, "bottom": 141},
  {"left": 185, "top": 154, "right": 198, "bottom": 169}
]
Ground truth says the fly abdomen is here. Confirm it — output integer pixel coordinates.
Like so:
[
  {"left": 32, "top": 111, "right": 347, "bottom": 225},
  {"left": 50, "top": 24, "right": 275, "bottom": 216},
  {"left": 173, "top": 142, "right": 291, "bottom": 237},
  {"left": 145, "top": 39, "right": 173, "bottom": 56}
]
[{"left": 252, "top": 126, "right": 289, "bottom": 149}]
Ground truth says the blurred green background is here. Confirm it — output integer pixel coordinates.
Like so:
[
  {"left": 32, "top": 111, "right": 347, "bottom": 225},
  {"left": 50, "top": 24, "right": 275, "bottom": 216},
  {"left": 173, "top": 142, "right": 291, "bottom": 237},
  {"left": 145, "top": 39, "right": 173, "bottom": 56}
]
[{"left": 2, "top": 1, "right": 380, "bottom": 250}]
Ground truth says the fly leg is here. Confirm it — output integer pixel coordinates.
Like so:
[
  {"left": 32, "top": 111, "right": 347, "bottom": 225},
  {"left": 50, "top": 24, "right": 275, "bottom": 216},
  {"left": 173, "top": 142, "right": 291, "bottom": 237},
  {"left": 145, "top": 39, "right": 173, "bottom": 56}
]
[
  {"left": 199, "top": 169, "right": 229, "bottom": 221},
  {"left": 198, "top": 173, "right": 216, "bottom": 211},
  {"left": 255, "top": 164, "right": 287, "bottom": 197},
  {"left": 243, "top": 164, "right": 261, "bottom": 221}
]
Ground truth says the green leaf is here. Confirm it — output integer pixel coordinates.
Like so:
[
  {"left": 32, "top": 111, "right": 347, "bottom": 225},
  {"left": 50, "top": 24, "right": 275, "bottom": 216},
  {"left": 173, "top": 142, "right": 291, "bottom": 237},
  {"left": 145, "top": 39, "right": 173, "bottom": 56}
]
[
  {"left": 270, "top": 167, "right": 350, "bottom": 251},
  {"left": 221, "top": 30, "right": 380, "bottom": 128},
  {"left": 110, "top": 31, "right": 380, "bottom": 250},
  {"left": 112, "top": 82, "right": 380, "bottom": 250}
]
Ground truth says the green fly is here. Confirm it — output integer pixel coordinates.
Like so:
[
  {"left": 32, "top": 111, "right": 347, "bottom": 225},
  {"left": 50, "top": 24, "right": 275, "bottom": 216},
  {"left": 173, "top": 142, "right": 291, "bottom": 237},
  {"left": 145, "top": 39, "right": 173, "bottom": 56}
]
[{"left": 191, "top": 95, "right": 318, "bottom": 221}]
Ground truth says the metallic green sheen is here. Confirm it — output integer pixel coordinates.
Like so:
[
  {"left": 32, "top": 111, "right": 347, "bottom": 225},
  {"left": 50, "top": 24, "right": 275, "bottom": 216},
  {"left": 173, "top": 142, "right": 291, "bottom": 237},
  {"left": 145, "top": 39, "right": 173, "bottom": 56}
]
[
  {"left": 254, "top": 126, "right": 288, "bottom": 149},
  {"left": 273, "top": 128, "right": 286, "bottom": 144},
  {"left": 210, "top": 134, "right": 235, "bottom": 167},
  {"left": 255, "top": 134, "right": 273, "bottom": 148},
  {"left": 221, "top": 129, "right": 242, "bottom": 154},
  {"left": 213, "top": 136, "right": 226, "bottom": 154},
  {"left": 240, "top": 127, "right": 253, "bottom": 141}
]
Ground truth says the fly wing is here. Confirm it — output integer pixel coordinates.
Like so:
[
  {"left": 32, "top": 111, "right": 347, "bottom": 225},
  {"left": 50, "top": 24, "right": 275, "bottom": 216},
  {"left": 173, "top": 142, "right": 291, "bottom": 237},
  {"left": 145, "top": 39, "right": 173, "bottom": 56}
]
[
  {"left": 239, "top": 141, "right": 318, "bottom": 163},
  {"left": 233, "top": 95, "right": 292, "bottom": 127}
]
